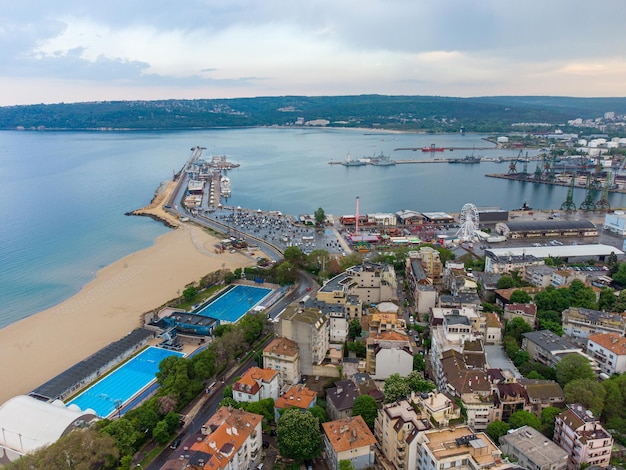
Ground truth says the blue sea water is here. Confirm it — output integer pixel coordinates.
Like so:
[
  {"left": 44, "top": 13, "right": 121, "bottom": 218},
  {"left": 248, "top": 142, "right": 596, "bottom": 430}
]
[{"left": 1, "top": 128, "right": 625, "bottom": 328}]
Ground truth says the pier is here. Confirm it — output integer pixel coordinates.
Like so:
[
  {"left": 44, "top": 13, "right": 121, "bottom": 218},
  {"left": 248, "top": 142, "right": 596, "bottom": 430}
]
[{"left": 485, "top": 173, "right": 626, "bottom": 194}]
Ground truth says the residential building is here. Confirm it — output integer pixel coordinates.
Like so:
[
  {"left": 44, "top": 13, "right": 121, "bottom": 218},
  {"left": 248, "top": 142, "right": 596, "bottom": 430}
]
[
  {"left": 551, "top": 268, "right": 587, "bottom": 287},
  {"left": 416, "top": 284, "right": 437, "bottom": 315},
  {"left": 562, "top": 307, "right": 626, "bottom": 341},
  {"left": 413, "top": 391, "right": 461, "bottom": 428},
  {"left": 263, "top": 337, "right": 300, "bottom": 386},
  {"left": 366, "top": 309, "right": 403, "bottom": 335},
  {"left": 275, "top": 305, "right": 329, "bottom": 375},
  {"left": 163, "top": 407, "right": 263, "bottom": 470},
  {"left": 322, "top": 416, "right": 376, "bottom": 470},
  {"left": 493, "top": 382, "right": 530, "bottom": 423},
  {"left": 476, "top": 272, "right": 502, "bottom": 303},
  {"left": 525, "top": 264, "right": 557, "bottom": 287},
  {"left": 326, "top": 379, "right": 361, "bottom": 421},
  {"left": 374, "top": 399, "right": 429, "bottom": 470},
  {"left": 518, "top": 378, "right": 566, "bottom": 416},
  {"left": 232, "top": 367, "right": 279, "bottom": 403},
  {"left": 494, "top": 287, "right": 543, "bottom": 309},
  {"left": 484, "top": 250, "right": 544, "bottom": 274},
  {"left": 274, "top": 385, "right": 317, "bottom": 421},
  {"left": 522, "top": 330, "right": 582, "bottom": 367},
  {"left": 485, "top": 312, "right": 502, "bottom": 345},
  {"left": 317, "top": 262, "right": 398, "bottom": 306},
  {"left": 553, "top": 404, "right": 613, "bottom": 469},
  {"left": 409, "top": 247, "right": 443, "bottom": 285},
  {"left": 329, "top": 310, "right": 350, "bottom": 343},
  {"left": 499, "top": 425, "right": 568, "bottom": 470},
  {"left": 503, "top": 303, "right": 537, "bottom": 327},
  {"left": 365, "top": 330, "right": 413, "bottom": 380},
  {"left": 587, "top": 332, "right": 626, "bottom": 376},
  {"left": 415, "top": 426, "right": 505, "bottom": 470}
]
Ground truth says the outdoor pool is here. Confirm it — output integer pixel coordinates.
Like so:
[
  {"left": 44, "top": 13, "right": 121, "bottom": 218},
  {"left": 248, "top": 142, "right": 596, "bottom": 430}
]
[
  {"left": 195, "top": 284, "right": 272, "bottom": 323},
  {"left": 67, "top": 346, "right": 183, "bottom": 418}
]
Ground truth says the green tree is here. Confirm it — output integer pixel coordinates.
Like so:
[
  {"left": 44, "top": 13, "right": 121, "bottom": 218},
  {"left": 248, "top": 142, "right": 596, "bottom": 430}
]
[
  {"left": 100, "top": 418, "right": 140, "bottom": 457},
  {"left": 541, "top": 406, "right": 562, "bottom": 438},
  {"left": 352, "top": 395, "right": 378, "bottom": 430},
  {"left": 182, "top": 285, "right": 197, "bottom": 300},
  {"left": 508, "top": 410, "right": 541, "bottom": 431},
  {"left": 555, "top": 354, "right": 595, "bottom": 387},
  {"left": 348, "top": 319, "right": 362, "bottom": 340},
  {"left": 504, "top": 317, "right": 533, "bottom": 345},
  {"left": 496, "top": 276, "right": 515, "bottom": 289},
  {"left": 283, "top": 246, "right": 306, "bottom": 268},
  {"left": 276, "top": 409, "right": 323, "bottom": 462},
  {"left": 509, "top": 290, "right": 532, "bottom": 304},
  {"left": 314, "top": 207, "right": 326, "bottom": 226},
  {"left": 339, "top": 460, "right": 355, "bottom": 470},
  {"left": 413, "top": 354, "right": 426, "bottom": 372},
  {"left": 152, "top": 420, "right": 171, "bottom": 444},
  {"left": 276, "top": 260, "right": 298, "bottom": 285},
  {"left": 383, "top": 373, "right": 411, "bottom": 403},
  {"left": 309, "top": 405, "right": 329, "bottom": 425},
  {"left": 406, "top": 371, "right": 435, "bottom": 393},
  {"left": 486, "top": 420, "right": 510, "bottom": 443},
  {"left": 564, "top": 379, "right": 606, "bottom": 417},
  {"left": 599, "top": 287, "right": 617, "bottom": 311},
  {"left": 612, "top": 262, "right": 626, "bottom": 286}
]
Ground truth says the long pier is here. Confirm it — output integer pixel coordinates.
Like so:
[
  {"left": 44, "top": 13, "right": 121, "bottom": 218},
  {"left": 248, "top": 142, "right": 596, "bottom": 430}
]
[
  {"left": 486, "top": 173, "right": 626, "bottom": 194},
  {"left": 329, "top": 156, "right": 521, "bottom": 165}
]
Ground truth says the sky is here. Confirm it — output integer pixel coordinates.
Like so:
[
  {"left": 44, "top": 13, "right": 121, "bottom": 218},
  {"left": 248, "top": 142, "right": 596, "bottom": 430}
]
[{"left": 1, "top": 0, "right": 626, "bottom": 106}]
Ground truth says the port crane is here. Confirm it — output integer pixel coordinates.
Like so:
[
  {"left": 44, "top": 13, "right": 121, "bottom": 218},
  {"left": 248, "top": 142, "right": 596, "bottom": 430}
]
[
  {"left": 579, "top": 173, "right": 597, "bottom": 211},
  {"left": 560, "top": 175, "right": 577, "bottom": 212},
  {"left": 508, "top": 149, "right": 525, "bottom": 175}
]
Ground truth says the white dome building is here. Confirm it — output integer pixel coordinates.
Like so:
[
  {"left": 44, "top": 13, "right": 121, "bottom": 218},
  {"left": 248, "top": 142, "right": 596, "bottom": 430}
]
[{"left": 0, "top": 395, "right": 97, "bottom": 464}]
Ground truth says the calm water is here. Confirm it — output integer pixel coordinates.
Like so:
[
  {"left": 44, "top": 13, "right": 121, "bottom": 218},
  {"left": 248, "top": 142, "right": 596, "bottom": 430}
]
[{"left": 1, "top": 128, "right": 624, "bottom": 328}]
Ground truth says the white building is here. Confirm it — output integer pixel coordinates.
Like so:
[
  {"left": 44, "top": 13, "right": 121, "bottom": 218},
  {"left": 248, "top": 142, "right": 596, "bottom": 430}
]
[
  {"left": 263, "top": 337, "right": 300, "bottom": 386},
  {"left": 365, "top": 331, "right": 413, "bottom": 380},
  {"left": 322, "top": 416, "right": 376, "bottom": 470},
  {"left": 587, "top": 332, "right": 626, "bottom": 376},
  {"left": 329, "top": 310, "right": 349, "bottom": 343},
  {"left": 499, "top": 425, "right": 568, "bottom": 470},
  {"left": 232, "top": 367, "right": 280, "bottom": 403},
  {"left": 604, "top": 212, "right": 626, "bottom": 235}
]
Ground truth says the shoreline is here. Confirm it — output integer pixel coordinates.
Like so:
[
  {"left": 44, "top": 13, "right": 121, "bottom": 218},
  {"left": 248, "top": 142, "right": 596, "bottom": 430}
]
[{"left": 0, "top": 181, "right": 254, "bottom": 404}]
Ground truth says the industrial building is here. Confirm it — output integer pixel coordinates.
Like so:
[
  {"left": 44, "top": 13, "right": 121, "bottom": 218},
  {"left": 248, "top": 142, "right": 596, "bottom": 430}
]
[{"left": 495, "top": 219, "right": 598, "bottom": 239}]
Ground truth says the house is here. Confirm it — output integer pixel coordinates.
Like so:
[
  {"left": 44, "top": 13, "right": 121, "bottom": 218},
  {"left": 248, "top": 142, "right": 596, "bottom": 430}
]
[
  {"left": 365, "top": 330, "right": 413, "bottom": 380},
  {"left": 518, "top": 378, "right": 566, "bottom": 416},
  {"left": 499, "top": 425, "right": 568, "bottom": 470},
  {"left": 326, "top": 380, "right": 361, "bottom": 421},
  {"left": 413, "top": 391, "right": 461, "bottom": 428},
  {"left": 553, "top": 404, "right": 613, "bottom": 470},
  {"left": 374, "top": 399, "right": 430, "bottom": 470},
  {"left": 503, "top": 303, "right": 537, "bottom": 327},
  {"left": 162, "top": 406, "right": 263, "bottom": 470},
  {"left": 586, "top": 332, "right": 626, "bottom": 376},
  {"left": 232, "top": 367, "right": 279, "bottom": 403},
  {"left": 484, "top": 312, "right": 502, "bottom": 345},
  {"left": 562, "top": 307, "right": 626, "bottom": 342},
  {"left": 317, "top": 262, "right": 398, "bottom": 306},
  {"left": 493, "top": 382, "right": 529, "bottom": 423},
  {"left": 415, "top": 426, "right": 505, "bottom": 470},
  {"left": 274, "top": 385, "right": 317, "bottom": 421},
  {"left": 525, "top": 264, "right": 557, "bottom": 287},
  {"left": 416, "top": 284, "right": 437, "bottom": 315},
  {"left": 275, "top": 305, "right": 329, "bottom": 376},
  {"left": 322, "top": 416, "right": 376, "bottom": 470},
  {"left": 263, "top": 337, "right": 300, "bottom": 386},
  {"left": 522, "top": 330, "right": 582, "bottom": 367}
]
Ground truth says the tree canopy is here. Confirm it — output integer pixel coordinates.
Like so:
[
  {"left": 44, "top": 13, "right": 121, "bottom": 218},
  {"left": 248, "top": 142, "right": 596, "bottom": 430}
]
[
  {"left": 508, "top": 410, "right": 541, "bottom": 431},
  {"left": 276, "top": 409, "right": 323, "bottom": 462},
  {"left": 351, "top": 395, "right": 378, "bottom": 430},
  {"left": 564, "top": 379, "right": 606, "bottom": 417},
  {"left": 555, "top": 353, "right": 595, "bottom": 387}
]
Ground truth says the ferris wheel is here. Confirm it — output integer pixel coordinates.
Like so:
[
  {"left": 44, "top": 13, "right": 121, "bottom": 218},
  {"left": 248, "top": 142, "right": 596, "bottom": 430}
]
[{"left": 456, "top": 203, "right": 480, "bottom": 242}]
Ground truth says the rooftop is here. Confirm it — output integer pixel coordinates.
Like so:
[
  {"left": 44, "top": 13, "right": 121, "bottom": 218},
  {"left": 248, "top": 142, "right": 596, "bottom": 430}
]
[
  {"left": 499, "top": 426, "right": 568, "bottom": 466},
  {"left": 486, "top": 243, "right": 623, "bottom": 259},
  {"left": 421, "top": 427, "right": 501, "bottom": 466},
  {"left": 588, "top": 332, "right": 626, "bottom": 356},
  {"left": 523, "top": 330, "right": 580, "bottom": 353},
  {"left": 275, "top": 385, "right": 317, "bottom": 410},
  {"left": 322, "top": 415, "right": 376, "bottom": 453},
  {"left": 264, "top": 337, "right": 299, "bottom": 357}
]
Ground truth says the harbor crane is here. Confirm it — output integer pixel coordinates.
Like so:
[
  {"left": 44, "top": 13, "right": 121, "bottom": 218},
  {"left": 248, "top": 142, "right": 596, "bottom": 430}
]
[
  {"left": 508, "top": 149, "right": 525, "bottom": 175},
  {"left": 560, "top": 175, "right": 577, "bottom": 212},
  {"left": 596, "top": 171, "right": 611, "bottom": 211},
  {"left": 579, "top": 173, "right": 597, "bottom": 211}
]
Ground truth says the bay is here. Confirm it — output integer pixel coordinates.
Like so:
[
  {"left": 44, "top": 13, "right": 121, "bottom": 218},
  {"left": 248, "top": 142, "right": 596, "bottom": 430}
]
[{"left": 1, "top": 127, "right": 624, "bottom": 329}]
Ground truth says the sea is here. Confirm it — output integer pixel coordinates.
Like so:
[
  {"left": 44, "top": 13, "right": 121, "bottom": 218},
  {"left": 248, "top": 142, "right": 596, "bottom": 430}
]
[{"left": 2, "top": 127, "right": 625, "bottom": 329}]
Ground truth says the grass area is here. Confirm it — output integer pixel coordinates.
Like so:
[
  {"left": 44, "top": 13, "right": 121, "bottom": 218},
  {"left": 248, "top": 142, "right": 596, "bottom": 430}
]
[{"left": 177, "top": 284, "right": 224, "bottom": 311}]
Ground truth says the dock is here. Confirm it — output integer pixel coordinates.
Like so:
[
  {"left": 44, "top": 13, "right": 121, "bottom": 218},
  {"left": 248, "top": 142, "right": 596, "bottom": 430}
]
[{"left": 486, "top": 173, "right": 626, "bottom": 194}]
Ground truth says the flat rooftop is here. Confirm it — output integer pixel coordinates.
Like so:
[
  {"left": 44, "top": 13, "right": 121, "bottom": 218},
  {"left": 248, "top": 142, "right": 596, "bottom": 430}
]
[{"left": 486, "top": 244, "right": 623, "bottom": 258}]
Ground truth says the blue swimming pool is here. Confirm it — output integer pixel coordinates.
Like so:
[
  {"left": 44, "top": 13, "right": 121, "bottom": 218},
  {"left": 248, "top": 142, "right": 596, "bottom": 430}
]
[
  {"left": 67, "top": 346, "right": 183, "bottom": 418},
  {"left": 195, "top": 284, "right": 272, "bottom": 323}
]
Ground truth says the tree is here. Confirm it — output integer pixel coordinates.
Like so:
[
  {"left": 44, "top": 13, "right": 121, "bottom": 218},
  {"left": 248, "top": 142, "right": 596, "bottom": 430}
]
[
  {"left": 509, "top": 290, "right": 532, "bottom": 304},
  {"left": 496, "top": 276, "right": 515, "bottom": 289},
  {"left": 504, "top": 317, "right": 533, "bottom": 345},
  {"left": 406, "top": 371, "right": 435, "bottom": 393},
  {"left": 564, "top": 379, "right": 606, "bottom": 417},
  {"left": 541, "top": 406, "right": 562, "bottom": 438},
  {"left": 283, "top": 246, "right": 306, "bottom": 268},
  {"left": 152, "top": 420, "right": 171, "bottom": 444},
  {"left": 486, "top": 420, "right": 510, "bottom": 443},
  {"left": 314, "top": 207, "right": 326, "bottom": 226},
  {"left": 383, "top": 373, "right": 410, "bottom": 403},
  {"left": 182, "top": 285, "right": 197, "bottom": 300},
  {"left": 100, "top": 418, "right": 140, "bottom": 457},
  {"left": 348, "top": 319, "right": 362, "bottom": 341},
  {"left": 508, "top": 410, "right": 541, "bottom": 431},
  {"left": 413, "top": 354, "right": 426, "bottom": 372},
  {"left": 276, "top": 409, "right": 323, "bottom": 462},
  {"left": 612, "top": 262, "right": 626, "bottom": 286},
  {"left": 555, "top": 354, "right": 595, "bottom": 387},
  {"left": 339, "top": 460, "right": 355, "bottom": 470},
  {"left": 276, "top": 260, "right": 298, "bottom": 285},
  {"left": 309, "top": 405, "right": 329, "bottom": 425},
  {"left": 351, "top": 395, "right": 378, "bottom": 429}
]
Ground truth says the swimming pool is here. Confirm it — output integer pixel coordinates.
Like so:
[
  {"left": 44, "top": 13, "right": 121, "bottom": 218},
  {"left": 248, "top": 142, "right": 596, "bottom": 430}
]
[
  {"left": 195, "top": 284, "right": 272, "bottom": 323},
  {"left": 67, "top": 346, "right": 183, "bottom": 418}
]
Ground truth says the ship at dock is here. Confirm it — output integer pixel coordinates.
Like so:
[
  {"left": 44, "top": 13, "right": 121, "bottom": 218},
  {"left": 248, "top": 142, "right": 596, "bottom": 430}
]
[
  {"left": 422, "top": 144, "right": 446, "bottom": 152},
  {"left": 448, "top": 155, "right": 481, "bottom": 164},
  {"left": 221, "top": 175, "right": 231, "bottom": 198},
  {"left": 341, "top": 153, "right": 367, "bottom": 167},
  {"left": 370, "top": 152, "right": 396, "bottom": 166}
]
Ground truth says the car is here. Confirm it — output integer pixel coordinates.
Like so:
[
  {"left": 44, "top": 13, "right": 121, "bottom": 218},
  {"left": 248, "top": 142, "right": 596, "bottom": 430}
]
[
  {"left": 262, "top": 440, "right": 270, "bottom": 449},
  {"left": 170, "top": 438, "right": 181, "bottom": 449}
]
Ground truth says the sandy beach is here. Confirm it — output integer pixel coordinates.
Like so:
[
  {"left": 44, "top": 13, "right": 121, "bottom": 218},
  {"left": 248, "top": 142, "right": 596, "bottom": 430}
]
[{"left": 0, "top": 182, "right": 254, "bottom": 404}]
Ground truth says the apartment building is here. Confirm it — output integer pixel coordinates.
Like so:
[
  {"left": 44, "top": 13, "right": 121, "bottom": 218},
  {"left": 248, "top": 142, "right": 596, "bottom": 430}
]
[
  {"left": 322, "top": 416, "right": 376, "bottom": 470},
  {"left": 499, "top": 426, "right": 568, "bottom": 470},
  {"left": 586, "top": 332, "right": 626, "bottom": 376},
  {"left": 232, "top": 367, "right": 279, "bottom": 403},
  {"left": 263, "top": 337, "right": 300, "bottom": 386},
  {"left": 365, "top": 330, "right": 413, "bottom": 380}
]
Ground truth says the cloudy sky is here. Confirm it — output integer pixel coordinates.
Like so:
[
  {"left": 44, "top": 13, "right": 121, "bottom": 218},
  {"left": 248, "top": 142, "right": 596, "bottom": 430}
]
[{"left": 1, "top": 0, "right": 625, "bottom": 106}]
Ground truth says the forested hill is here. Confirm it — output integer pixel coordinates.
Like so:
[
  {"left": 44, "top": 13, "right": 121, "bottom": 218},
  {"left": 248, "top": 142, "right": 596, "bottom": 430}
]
[{"left": 1, "top": 95, "right": 626, "bottom": 133}]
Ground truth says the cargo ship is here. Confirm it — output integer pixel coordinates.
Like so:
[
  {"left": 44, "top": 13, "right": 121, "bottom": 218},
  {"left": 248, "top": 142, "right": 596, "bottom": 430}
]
[{"left": 422, "top": 144, "right": 446, "bottom": 152}]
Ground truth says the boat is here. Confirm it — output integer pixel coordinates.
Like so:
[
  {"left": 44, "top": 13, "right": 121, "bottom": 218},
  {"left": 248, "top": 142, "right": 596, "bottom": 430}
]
[
  {"left": 341, "top": 153, "right": 366, "bottom": 167},
  {"left": 449, "top": 155, "right": 481, "bottom": 164},
  {"left": 221, "top": 176, "right": 231, "bottom": 197},
  {"left": 370, "top": 152, "right": 396, "bottom": 166},
  {"left": 422, "top": 144, "right": 446, "bottom": 152}
]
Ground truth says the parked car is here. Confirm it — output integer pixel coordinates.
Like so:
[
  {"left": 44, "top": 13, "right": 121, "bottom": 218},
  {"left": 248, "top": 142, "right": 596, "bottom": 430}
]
[{"left": 170, "top": 438, "right": 181, "bottom": 449}]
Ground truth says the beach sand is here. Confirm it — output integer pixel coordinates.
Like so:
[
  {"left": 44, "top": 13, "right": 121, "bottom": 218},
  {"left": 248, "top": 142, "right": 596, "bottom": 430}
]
[{"left": 0, "top": 182, "right": 254, "bottom": 404}]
